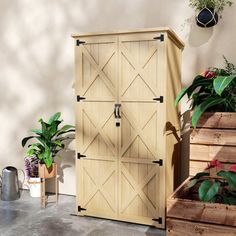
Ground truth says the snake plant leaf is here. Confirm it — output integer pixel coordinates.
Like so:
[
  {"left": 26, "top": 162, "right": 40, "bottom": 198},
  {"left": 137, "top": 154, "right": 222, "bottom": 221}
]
[
  {"left": 55, "top": 129, "right": 75, "bottom": 137},
  {"left": 31, "top": 129, "right": 43, "bottom": 135},
  {"left": 217, "top": 170, "right": 236, "bottom": 191},
  {"left": 22, "top": 136, "right": 36, "bottom": 147},
  {"left": 213, "top": 75, "right": 236, "bottom": 96},
  {"left": 175, "top": 87, "right": 189, "bottom": 106},
  {"left": 192, "top": 97, "right": 224, "bottom": 128},
  {"left": 199, "top": 180, "right": 220, "bottom": 202},
  {"left": 48, "top": 112, "right": 61, "bottom": 124}
]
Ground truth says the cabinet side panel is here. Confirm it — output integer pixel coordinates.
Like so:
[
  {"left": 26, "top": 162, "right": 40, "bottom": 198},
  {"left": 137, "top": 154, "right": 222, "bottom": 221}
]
[{"left": 166, "top": 39, "right": 182, "bottom": 198}]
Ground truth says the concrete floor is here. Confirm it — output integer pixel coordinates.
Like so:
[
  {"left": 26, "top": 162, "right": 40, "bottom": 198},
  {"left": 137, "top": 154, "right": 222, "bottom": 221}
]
[{"left": 0, "top": 190, "right": 166, "bottom": 236}]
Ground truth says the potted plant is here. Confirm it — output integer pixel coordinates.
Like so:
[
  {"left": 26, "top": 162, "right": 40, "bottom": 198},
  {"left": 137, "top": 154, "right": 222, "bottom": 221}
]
[
  {"left": 24, "top": 156, "right": 41, "bottom": 197},
  {"left": 189, "top": 0, "right": 233, "bottom": 27},
  {"left": 22, "top": 112, "right": 75, "bottom": 179},
  {"left": 167, "top": 160, "right": 236, "bottom": 235},
  {"left": 175, "top": 57, "right": 236, "bottom": 176},
  {"left": 175, "top": 56, "right": 236, "bottom": 128}
]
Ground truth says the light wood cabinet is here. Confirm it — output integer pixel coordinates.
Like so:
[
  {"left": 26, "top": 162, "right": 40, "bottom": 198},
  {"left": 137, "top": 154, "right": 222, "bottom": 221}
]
[{"left": 72, "top": 28, "right": 184, "bottom": 228}]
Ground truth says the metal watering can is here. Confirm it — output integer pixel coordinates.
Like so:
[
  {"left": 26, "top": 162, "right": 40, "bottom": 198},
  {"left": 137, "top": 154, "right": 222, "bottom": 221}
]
[{"left": 0, "top": 166, "right": 24, "bottom": 201}]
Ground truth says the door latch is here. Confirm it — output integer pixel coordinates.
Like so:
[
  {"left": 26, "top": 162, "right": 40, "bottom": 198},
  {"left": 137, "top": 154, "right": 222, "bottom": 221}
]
[{"left": 114, "top": 104, "right": 121, "bottom": 118}]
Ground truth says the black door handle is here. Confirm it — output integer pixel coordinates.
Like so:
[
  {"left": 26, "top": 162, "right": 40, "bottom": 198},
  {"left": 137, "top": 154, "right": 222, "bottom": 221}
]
[
  {"left": 114, "top": 104, "right": 118, "bottom": 118},
  {"left": 117, "top": 104, "right": 121, "bottom": 118},
  {"left": 114, "top": 104, "right": 121, "bottom": 119}
]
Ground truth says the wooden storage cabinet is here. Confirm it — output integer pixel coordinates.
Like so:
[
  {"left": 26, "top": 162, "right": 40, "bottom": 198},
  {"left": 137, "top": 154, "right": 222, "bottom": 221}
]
[{"left": 73, "top": 28, "right": 184, "bottom": 228}]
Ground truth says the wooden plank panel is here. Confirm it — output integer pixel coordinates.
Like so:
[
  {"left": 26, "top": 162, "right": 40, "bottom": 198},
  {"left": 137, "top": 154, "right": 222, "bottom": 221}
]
[
  {"left": 194, "top": 112, "right": 236, "bottom": 129},
  {"left": 166, "top": 36, "right": 182, "bottom": 194},
  {"left": 167, "top": 178, "right": 236, "bottom": 227},
  {"left": 190, "top": 128, "right": 236, "bottom": 146},
  {"left": 189, "top": 161, "right": 231, "bottom": 176},
  {"left": 167, "top": 218, "right": 236, "bottom": 236},
  {"left": 76, "top": 36, "right": 119, "bottom": 219},
  {"left": 118, "top": 33, "right": 165, "bottom": 228},
  {"left": 190, "top": 144, "right": 236, "bottom": 163}
]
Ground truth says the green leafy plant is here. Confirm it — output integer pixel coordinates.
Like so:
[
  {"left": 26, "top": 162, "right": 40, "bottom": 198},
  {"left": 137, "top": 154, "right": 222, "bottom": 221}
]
[
  {"left": 189, "top": 0, "right": 233, "bottom": 16},
  {"left": 175, "top": 57, "right": 236, "bottom": 128},
  {"left": 187, "top": 160, "right": 236, "bottom": 205},
  {"left": 22, "top": 112, "right": 75, "bottom": 168}
]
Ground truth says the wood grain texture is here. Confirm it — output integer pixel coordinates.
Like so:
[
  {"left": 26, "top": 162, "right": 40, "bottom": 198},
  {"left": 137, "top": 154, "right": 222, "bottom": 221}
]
[
  {"left": 167, "top": 178, "right": 236, "bottom": 228},
  {"left": 193, "top": 112, "right": 236, "bottom": 129},
  {"left": 167, "top": 218, "right": 236, "bottom": 236},
  {"left": 118, "top": 32, "right": 165, "bottom": 227},
  {"left": 74, "top": 29, "right": 183, "bottom": 228},
  {"left": 72, "top": 27, "right": 185, "bottom": 49},
  {"left": 190, "top": 144, "right": 236, "bottom": 163},
  {"left": 190, "top": 128, "right": 236, "bottom": 146},
  {"left": 189, "top": 113, "right": 236, "bottom": 175},
  {"left": 189, "top": 161, "right": 232, "bottom": 176}
]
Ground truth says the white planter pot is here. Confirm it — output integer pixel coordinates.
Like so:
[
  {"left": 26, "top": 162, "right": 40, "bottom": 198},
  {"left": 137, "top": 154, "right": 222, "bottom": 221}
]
[{"left": 28, "top": 177, "right": 41, "bottom": 198}]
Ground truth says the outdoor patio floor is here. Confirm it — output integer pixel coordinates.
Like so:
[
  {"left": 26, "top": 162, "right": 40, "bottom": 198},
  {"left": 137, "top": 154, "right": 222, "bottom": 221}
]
[{"left": 0, "top": 190, "right": 165, "bottom": 236}]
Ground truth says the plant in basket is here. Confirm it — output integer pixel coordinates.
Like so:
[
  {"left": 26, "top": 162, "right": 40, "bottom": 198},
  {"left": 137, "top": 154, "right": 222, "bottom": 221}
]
[
  {"left": 24, "top": 156, "right": 41, "bottom": 197},
  {"left": 22, "top": 112, "right": 75, "bottom": 178},
  {"left": 187, "top": 160, "right": 236, "bottom": 205},
  {"left": 175, "top": 56, "right": 236, "bottom": 128},
  {"left": 189, "top": 0, "right": 233, "bottom": 27}
]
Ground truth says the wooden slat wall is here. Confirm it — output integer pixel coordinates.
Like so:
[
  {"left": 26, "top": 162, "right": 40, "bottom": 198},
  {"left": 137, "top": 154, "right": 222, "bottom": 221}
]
[
  {"left": 190, "top": 113, "right": 236, "bottom": 176},
  {"left": 167, "top": 218, "right": 236, "bottom": 236}
]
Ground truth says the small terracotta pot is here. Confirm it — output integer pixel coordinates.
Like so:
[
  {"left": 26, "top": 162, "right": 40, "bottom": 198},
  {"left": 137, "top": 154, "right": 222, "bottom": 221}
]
[{"left": 38, "top": 163, "right": 57, "bottom": 179}]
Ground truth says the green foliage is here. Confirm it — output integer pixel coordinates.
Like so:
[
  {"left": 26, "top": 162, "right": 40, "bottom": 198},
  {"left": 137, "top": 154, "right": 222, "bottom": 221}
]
[
  {"left": 175, "top": 57, "right": 236, "bottom": 128},
  {"left": 22, "top": 112, "right": 75, "bottom": 168},
  {"left": 189, "top": 0, "right": 233, "bottom": 14},
  {"left": 217, "top": 171, "right": 236, "bottom": 191},
  {"left": 187, "top": 161, "right": 236, "bottom": 205},
  {"left": 199, "top": 180, "right": 220, "bottom": 202}
]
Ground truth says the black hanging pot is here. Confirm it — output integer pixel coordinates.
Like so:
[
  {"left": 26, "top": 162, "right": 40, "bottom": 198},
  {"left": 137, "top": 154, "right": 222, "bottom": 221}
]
[{"left": 196, "top": 8, "right": 218, "bottom": 28}]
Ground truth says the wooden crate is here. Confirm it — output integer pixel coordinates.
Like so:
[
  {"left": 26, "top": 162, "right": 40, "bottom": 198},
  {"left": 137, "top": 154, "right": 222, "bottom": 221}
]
[
  {"left": 166, "top": 178, "right": 236, "bottom": 236},
  {"left": 190, "top": 112, "right": 236, "bottom": 176}
]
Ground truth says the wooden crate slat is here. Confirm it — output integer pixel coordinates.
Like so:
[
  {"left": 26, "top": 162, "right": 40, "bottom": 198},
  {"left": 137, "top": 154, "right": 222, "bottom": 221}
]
[
  {"left": 189, "top": 161, "right": 231, "bottom": 176},
  {"left": 190, "top": 128, "right": 236, "bottom": 146},
  {"left": 190, "top": 144, "right": 236, "bottom": 163},
  {"left": 167, "top": 178, "right": 236, "bottom": 227},
  {"left": 167, "top": 218, "right": 236, "bottom": 236},
  {"left": 193, "top": 112, "right": 236, "bottom": 129}
]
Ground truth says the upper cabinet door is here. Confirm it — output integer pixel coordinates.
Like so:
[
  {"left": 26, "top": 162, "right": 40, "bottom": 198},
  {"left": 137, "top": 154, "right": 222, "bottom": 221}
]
[{"left": 75, "top": 36, "right": 119, "bottom": 219}]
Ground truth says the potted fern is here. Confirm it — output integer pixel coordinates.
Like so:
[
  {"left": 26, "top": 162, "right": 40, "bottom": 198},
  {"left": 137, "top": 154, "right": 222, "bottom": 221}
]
[
  {"left": 189, "top": 0, "right": 233, "bottom": 27},
  {"left": 22, "top": 112, "right": 75, "bottom": 178}
]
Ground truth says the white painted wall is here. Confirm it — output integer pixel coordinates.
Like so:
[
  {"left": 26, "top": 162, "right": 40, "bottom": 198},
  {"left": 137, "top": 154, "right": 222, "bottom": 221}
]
[{"left": 0, "top": 0, "right": 235, "bottom": 195}]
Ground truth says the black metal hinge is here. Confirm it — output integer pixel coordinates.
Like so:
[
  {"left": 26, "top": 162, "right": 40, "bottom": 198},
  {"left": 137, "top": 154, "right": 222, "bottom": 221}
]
[
  {"left": 77, "top": 95, "right": 86, "bottom": 102},
  {"left": 152, "top": 217, "right": 162, "bottom": 224},
  {"left": 78, "top": 206, "right": 87, "bottom": 212},
  {"left": 153, "top": 96, "right": 164, "bottom": 103},
  {"left": 76, "top": 40, "right": 86, "bottom": 46},
  {"left": 152, "top": 159, "right": 163, "bottom": 166},
  {"left": 153, "top": 34, "right": 164, "bottom": 42},
  {"left": 77, "top": 153, "right": 86, "bottom": 159}
]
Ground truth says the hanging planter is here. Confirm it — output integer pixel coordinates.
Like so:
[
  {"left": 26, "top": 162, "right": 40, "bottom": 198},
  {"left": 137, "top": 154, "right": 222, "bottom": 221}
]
[
  {"left": 196, "top": 8, "right": 218, "bottom": 27},
  {"left": 189, "top": 0, "right": 233, "bottom": 28}
]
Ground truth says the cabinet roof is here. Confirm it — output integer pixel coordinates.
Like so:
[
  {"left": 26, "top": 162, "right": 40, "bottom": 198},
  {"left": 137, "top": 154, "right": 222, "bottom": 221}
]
[{"left": 71, "top": 27, "right": 184, "bottom": 49}]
